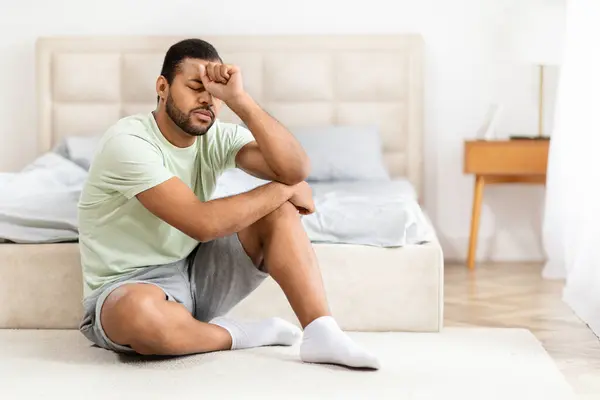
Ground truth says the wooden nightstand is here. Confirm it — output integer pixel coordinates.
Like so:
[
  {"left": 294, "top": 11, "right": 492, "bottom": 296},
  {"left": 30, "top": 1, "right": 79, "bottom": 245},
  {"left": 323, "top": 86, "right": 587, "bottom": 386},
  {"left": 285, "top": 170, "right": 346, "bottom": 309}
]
[{"left": 463, "top": 139, "right": 550, "bottom": 269}]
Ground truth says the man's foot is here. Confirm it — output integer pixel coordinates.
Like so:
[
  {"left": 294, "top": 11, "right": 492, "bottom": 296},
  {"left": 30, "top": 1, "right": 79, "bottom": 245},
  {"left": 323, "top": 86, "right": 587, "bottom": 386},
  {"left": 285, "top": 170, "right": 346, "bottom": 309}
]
[
  {"left": 300, "top": 316, "right": 380, "bottom": 369},
  {"left": 210, "top": 316, "right": 301, "bottom": 350}
]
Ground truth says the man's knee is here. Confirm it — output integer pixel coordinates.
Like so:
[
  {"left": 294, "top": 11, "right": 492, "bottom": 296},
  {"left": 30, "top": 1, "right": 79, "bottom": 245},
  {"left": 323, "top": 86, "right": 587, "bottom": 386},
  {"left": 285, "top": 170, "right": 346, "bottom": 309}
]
[
  {"left": 259, "top": 202, "right": 302, "bottom": 239},
  {"left": 100, "top": 284, "right": 171, "bottom": 354},
  {"left": 263, "top": 201, "right": 299, "bottom": 224},
  {"left": 239, "top": 201, "right": 299, "bottom": 264}
]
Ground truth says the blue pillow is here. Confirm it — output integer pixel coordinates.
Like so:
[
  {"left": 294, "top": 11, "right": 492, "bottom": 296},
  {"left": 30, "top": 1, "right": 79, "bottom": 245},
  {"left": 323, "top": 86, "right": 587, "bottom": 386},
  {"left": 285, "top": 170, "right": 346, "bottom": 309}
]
[{"left": 292, "top": 125, "right": 390, "bottom": 182}]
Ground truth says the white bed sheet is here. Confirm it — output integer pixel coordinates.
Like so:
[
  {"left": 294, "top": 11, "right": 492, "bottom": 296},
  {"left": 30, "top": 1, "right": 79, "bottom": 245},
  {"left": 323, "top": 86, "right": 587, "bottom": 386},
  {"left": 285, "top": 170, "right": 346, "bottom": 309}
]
[
  {"left": 303, "top": 180, "right": 433, "bottom": 247},
  {"left": 214, "top": 169, "right": 434, "bottom": 248}
]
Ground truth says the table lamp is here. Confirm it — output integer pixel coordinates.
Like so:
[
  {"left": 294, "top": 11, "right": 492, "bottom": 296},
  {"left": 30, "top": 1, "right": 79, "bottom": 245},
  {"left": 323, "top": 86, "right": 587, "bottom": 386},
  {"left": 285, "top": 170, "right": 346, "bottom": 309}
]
[{"left": 506, "top": 0, "right": 565, "bottom": 139}]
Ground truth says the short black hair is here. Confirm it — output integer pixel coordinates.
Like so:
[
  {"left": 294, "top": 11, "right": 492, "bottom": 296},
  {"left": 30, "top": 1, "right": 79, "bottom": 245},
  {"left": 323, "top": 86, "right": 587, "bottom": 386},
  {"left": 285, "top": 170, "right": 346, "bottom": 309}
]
[{"left": 160, "top": 38, "right": 222, "bottom": 84}]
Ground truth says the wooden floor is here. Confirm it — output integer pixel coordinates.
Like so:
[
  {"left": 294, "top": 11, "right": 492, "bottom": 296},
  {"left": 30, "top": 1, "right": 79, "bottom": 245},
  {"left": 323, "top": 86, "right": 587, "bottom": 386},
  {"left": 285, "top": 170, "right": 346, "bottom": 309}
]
[{"left": 445, "top": 262, "right": 600, "bottom": 399}]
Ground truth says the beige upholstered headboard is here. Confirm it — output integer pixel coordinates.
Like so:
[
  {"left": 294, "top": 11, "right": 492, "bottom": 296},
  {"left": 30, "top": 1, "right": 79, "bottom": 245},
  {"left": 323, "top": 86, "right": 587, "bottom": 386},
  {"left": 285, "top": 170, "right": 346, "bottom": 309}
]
[{"left": 36, "top": 35, "right": 424, "bottom": 196}]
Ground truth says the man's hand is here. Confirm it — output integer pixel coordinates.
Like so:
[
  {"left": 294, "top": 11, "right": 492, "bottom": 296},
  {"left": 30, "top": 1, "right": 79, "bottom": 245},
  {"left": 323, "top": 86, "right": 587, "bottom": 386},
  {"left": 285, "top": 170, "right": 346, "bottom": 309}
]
[
  {"left": 198, "top": 62, "right": 245, "bottom": 104},
  {"left": 290, "top": 182, "right": 315, "bottom": 215},
  {"left": 198, "top": 61, "right": 311, "bottom": 187}
]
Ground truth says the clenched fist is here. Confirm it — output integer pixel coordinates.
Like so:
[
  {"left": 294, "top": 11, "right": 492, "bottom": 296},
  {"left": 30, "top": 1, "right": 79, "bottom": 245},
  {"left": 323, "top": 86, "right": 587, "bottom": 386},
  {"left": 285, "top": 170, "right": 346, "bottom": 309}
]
[
  {"left": 198, "top": 62, "right": 245, "bottom": 104},
  {"left": 289, "top": 181, "right": 316, "bottom": 215}
]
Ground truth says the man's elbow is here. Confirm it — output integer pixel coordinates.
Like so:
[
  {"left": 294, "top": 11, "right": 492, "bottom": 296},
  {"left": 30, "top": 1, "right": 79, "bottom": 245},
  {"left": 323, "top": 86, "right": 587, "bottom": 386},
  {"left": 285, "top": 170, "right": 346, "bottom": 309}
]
[
  {"left": 278, "top": 159, "right": 311, "bottom": 185},
  {"left": 193, "top": 224, "right": 219, "bottom": 243}
]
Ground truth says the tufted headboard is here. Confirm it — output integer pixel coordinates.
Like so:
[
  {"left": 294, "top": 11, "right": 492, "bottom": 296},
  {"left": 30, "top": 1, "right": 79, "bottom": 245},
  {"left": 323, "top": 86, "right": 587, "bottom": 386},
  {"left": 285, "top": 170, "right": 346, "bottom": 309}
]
[{"left": 36, "top": 35, "right": 424, "bottom": 197}]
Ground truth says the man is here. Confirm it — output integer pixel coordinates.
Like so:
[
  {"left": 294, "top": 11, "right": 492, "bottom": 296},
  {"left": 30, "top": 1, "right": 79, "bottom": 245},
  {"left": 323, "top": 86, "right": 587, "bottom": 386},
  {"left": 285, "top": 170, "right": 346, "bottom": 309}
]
[{"left": 78, "top": 38, "right": 379, "bottom": 370}]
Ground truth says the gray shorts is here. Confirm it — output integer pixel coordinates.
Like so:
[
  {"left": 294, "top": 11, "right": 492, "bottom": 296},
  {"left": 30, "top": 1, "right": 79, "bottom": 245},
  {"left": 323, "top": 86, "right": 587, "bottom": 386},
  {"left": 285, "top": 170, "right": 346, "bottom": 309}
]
[{"left": 79, "top": 234, "right": 268, "bottom": 353}]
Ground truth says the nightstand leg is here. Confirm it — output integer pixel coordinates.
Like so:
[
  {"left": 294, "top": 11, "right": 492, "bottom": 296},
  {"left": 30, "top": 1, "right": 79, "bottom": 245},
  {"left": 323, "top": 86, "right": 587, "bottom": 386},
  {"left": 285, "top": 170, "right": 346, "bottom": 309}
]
[{"left": 467, "top": 175, "right": 485, "bottom": 269}]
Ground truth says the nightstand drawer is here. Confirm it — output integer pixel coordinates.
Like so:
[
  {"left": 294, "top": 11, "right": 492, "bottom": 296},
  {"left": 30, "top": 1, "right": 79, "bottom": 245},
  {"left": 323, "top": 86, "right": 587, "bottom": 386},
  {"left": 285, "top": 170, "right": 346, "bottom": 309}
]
[{"left": 464, "top": 140, "right": 549, "bottom": 175}]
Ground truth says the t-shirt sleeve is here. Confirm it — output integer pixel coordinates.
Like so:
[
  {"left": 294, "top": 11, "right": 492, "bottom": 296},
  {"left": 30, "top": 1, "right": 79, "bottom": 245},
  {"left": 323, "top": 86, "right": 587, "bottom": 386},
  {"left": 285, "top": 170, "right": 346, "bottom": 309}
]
[
  {"left": 96, "top": 134, "right": 174, "bottom": 199},
  {"left": 220, "top": 123, "right": 256, "bottom": 171}
]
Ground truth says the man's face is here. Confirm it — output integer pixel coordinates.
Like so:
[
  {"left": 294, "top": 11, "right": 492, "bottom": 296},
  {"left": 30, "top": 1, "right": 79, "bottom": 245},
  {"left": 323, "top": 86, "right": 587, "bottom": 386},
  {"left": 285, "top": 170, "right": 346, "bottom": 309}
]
[{"left": 163, "top": 58, "right": 222, "bottom": 136}]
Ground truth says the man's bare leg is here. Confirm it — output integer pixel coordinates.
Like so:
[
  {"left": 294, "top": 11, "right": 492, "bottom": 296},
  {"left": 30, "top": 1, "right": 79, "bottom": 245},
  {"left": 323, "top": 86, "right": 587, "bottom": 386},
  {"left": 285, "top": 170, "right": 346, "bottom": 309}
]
[
  {"left": 100, "top": 283, "right": 232, "bottom": 355},
  {"left": 234, "top": 201, "right": 380, "bottom": 369},
  {"left": 101, "top": 281, "right": 300, "bottom": 356},
  {"left": 238, "top": 201, "right": 330, "bottom": 328}
]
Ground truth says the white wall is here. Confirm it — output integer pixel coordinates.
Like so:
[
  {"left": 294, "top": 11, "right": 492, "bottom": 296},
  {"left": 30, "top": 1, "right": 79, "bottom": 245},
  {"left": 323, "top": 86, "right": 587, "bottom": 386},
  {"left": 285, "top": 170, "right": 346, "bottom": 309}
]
[{"left": 0, "top": 0, "right": 564, "bottom": 262}]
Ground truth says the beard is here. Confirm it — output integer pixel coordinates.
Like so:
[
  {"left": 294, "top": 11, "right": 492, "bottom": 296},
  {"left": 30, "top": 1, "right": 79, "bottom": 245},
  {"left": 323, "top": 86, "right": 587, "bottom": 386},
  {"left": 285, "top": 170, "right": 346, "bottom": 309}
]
[{"left": 165, "top": 94, "right": 215, "bottom": 136}]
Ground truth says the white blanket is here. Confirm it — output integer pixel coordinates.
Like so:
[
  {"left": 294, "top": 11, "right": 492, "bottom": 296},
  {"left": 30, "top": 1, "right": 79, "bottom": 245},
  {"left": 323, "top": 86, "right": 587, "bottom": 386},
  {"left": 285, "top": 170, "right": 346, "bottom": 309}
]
[
  {"left": 0, "top": 140, "right": 434, "bottom": 247},
  {"left": 213, "top": 169, "right": 435, "bottom": 247},
  {"left": 0, "top": 152, "right": 86, "bottom": 243},
  {"left": 304, "top": 180, "right": 434, "bottom": 247}
]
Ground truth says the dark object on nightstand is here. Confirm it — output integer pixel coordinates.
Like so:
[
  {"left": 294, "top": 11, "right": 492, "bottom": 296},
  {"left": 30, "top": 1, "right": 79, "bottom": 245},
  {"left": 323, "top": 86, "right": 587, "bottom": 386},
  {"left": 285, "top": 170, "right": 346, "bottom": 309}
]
[{"left": 509, "top": 135, "right": 551, "bottom": 141}]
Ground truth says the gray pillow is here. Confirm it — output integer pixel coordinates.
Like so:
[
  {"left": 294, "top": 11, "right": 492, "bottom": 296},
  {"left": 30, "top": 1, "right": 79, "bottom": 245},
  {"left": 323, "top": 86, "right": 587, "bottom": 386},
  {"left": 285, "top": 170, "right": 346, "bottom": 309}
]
[
  {"left": 52, "top": 135, "right": 102, "bottom": 171},
  {"left": 293, "top": 125, "right": 390, "bottom": 182}
]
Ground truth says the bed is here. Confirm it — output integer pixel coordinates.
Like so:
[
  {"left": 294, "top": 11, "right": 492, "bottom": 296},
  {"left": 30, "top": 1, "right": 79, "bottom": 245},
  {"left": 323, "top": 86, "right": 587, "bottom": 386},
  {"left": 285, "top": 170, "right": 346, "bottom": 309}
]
[{"left": 0, "top": 35, "right": 443, "bottom": 332}]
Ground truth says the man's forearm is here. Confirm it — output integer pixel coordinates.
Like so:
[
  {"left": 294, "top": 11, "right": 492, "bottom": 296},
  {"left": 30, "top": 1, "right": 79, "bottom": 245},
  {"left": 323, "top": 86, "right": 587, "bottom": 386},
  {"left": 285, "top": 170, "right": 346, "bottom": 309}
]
[
  {"left": 228, "top": 94, "right": 310, "bottom": 184},
  {"left": 195, "top": 182, "right": 294, "bottom": 242}
]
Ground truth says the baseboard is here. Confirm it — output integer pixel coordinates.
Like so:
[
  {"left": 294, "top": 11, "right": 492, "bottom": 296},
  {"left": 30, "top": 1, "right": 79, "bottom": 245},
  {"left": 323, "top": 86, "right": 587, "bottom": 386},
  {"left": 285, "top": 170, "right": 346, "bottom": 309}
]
[{"left": 440, "top": 231, "right": 546, "bottom": 263}]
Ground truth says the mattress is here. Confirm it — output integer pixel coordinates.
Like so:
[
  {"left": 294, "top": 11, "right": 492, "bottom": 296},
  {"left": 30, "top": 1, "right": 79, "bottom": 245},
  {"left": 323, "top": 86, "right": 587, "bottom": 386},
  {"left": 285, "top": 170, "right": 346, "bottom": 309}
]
[{"left": 0, "top": 234, "right": 443, "bottom": 332}]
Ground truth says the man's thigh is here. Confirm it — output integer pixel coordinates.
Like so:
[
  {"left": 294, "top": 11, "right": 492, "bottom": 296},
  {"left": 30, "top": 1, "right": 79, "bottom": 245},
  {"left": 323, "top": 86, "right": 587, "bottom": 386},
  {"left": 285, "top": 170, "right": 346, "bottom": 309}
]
[
  {"left": 190, "top": 233, "right": 268, "bottom": 322},
  {"left": 79, "top": 261, "right": 194, "bottom": 353}
]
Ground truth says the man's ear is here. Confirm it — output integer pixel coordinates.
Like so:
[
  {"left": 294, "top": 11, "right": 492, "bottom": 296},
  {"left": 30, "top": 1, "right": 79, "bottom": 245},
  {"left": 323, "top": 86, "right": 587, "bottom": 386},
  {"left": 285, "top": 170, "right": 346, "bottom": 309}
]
[{"left": 156, "top": 76, "right": 168, "bottom": 102}]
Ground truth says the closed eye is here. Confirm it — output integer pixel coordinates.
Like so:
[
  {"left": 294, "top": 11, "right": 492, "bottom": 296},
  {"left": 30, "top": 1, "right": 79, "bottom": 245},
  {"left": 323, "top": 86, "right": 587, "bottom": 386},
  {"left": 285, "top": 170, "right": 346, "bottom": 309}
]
[{"left": 189, "top": 86, "right": 204, "bottom": 92}]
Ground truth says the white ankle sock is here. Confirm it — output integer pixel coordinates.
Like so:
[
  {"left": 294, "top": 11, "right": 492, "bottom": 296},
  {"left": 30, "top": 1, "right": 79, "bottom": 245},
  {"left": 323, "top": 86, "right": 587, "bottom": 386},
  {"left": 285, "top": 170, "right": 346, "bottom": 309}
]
[
  {"left": 210, "top": 316, "right": 302, "bottom": 350},
  {"left": 300, "top": 316, "right": 380, "bottom": 369}
]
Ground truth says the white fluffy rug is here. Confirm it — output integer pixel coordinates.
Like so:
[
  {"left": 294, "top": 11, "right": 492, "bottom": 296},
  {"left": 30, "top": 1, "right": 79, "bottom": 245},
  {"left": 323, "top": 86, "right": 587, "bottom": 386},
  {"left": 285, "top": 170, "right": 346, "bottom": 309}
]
[{"left": 0, "top": 328, "right": 574, "bottom": 399}]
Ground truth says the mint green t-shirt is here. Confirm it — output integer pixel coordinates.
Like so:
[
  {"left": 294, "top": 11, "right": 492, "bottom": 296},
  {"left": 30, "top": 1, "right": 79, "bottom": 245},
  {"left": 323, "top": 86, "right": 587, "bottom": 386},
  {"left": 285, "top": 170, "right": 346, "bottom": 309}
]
[{"left": 77, "top": 112, "right": 254, "bottom": 296}]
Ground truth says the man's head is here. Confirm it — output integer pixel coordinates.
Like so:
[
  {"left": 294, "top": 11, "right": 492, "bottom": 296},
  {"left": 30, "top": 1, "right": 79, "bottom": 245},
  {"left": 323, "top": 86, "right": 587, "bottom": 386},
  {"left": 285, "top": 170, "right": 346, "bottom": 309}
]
[{"left": 156, "top": 38, "right": 223, "bottom": 136}]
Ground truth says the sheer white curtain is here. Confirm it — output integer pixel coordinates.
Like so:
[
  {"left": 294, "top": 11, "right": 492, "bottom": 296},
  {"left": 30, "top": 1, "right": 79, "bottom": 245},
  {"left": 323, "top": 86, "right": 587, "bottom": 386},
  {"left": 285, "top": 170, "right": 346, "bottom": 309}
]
[{"left": 542, "top": 0, "right": 600, "bottom": 336}]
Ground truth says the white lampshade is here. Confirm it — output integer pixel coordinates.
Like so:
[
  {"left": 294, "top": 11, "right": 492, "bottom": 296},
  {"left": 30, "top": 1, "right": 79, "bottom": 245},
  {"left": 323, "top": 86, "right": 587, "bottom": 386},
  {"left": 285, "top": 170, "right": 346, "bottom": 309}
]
[{"left": 504, "top": 0, "right": 566, "bottom": 65}]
